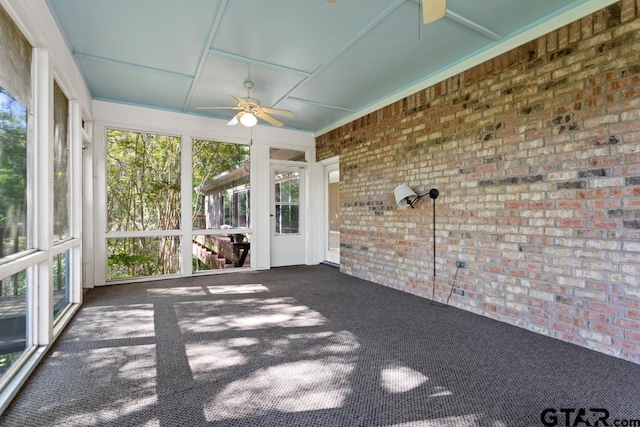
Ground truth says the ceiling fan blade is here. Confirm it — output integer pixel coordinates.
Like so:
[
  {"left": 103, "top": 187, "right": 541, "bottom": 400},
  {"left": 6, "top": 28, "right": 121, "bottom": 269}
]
[
  {"left": 227, "top": 111, "right": 243, "bottom": 126},
  {"left": 423, "top": 0, "right": 446, "bottom": 24},
  {"left": 196, "top": 106, "right": 242, "bottom": 110},
  {"left": 256, "top": 111, "right": 284, "bottom": 127},
  {"left": 232, "top": 95, "right": 250, "bottom": 107},
  {"left": 261, "top": 107, "right": 294, "bottom": 117}
]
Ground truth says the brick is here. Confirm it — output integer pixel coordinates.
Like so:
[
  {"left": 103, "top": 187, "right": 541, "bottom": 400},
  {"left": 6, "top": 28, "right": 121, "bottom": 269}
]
[
  {"left": 316, "top": 8, "right": 640, "bottom": 365},
  {"left": 627, "top": 309, "right": 640, "bottom": 320}
]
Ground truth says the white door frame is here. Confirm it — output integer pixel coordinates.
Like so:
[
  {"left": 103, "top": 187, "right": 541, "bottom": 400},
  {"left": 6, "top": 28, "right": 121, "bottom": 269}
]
[{"left": 320, "top": 156, "right": 339, "bottom": 265}]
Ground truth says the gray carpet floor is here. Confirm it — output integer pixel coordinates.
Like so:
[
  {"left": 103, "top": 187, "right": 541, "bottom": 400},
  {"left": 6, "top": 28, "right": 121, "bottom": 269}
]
[{"left": 1, "top": 265, "right": 639, "bottom": 427}]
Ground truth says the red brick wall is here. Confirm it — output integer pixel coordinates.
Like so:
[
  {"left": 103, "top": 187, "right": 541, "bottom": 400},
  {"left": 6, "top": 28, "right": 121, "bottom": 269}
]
[{"left": 316, "top": 1, "right": 640, "bottom": 363}]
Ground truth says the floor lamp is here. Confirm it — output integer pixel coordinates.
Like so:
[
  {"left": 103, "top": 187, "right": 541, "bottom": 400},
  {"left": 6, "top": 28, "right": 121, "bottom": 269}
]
[{"left": 394, "top": 183, "right": 441, "bottom": 302}]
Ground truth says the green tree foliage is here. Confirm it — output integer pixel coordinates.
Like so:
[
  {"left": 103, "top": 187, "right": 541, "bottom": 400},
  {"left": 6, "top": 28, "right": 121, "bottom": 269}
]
[
  {"left": 0, "top": 87, "right": 27, "bottom": 259},
  {"left": 107, "top": 130, "right": 182, "bottom": 232}
]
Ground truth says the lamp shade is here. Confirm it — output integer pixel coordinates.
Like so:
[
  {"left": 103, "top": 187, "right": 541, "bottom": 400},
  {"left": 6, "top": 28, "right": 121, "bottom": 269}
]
[
  {"left": 240, "top": 112, "right": 258, "bottom": 127},
  {"left": 394, "top": 183, "right": 417, "bottom": 208}
]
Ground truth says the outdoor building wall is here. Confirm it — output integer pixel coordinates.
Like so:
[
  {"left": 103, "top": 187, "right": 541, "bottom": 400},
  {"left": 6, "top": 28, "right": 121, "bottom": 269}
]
[{"left": 316, "top": 1, "right": 640, "bottom": 363}]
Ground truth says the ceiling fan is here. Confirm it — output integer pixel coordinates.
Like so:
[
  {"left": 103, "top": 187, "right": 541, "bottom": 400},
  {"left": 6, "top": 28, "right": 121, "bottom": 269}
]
[
  {"left": 421, "top": 0, "right": 446, "bottom": 24},
  {"left": 196, "top": 80, "right": 294, "bottom": 128},
  {"left": 327, "top": 0, "right": 446, "bottom": 24}
]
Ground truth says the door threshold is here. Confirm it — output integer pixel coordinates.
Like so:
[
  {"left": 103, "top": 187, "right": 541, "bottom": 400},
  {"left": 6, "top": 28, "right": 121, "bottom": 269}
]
[{"left": 322, "top": 261, "right": 340, "bottom": 268}]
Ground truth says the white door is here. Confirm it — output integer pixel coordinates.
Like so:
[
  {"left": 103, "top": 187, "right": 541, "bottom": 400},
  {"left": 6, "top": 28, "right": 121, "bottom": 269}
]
[
  {"left": 270, "top": 165, "right": 305, "bottom": 267},
  {"left": 325, "top": 163, "right": 340, "bottom": 265}
]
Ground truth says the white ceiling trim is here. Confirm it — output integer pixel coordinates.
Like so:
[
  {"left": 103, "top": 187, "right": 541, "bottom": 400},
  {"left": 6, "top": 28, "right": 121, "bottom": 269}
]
[{"left": 315, "top": 0, "right": 620, "bottom": 136}]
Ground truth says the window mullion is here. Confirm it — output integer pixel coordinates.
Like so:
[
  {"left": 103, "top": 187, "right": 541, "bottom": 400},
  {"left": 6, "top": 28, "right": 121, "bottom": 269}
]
[{"left": 32, "top": 47, "right": 52, "bottom": 346}]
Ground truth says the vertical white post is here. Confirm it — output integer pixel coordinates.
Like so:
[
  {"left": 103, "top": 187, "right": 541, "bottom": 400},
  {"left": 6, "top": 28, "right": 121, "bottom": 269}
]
[
  {"left": 306, "top": 148, "right": 323, "bottom": 265},
  {"left": 181, "top": 135, "right": 193, "bottom": 276},
  {"left": 93, "top": 123, "right": 106, "bottom": 286},
  {"left": 69, "top": 100, "right": 82, "bottom": 302},
  {"left": 250, "top": 142, "right": 271, "bottom": 269},
  {"left": 82, "top": 125, "right": 94, "bottom": 288},
  {"left": 33, "top": 48, "right": 53, "bottom": 345}
]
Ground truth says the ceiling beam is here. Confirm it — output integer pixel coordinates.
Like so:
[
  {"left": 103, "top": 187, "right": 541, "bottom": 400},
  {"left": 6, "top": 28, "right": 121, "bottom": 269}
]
[
  {"left": 446, "top": 10, "right": 503, "bottom": 41},
  {"left": 208, "top": 49, "right": 312, "bottom": 77},
  {"left": 182, "top": 0, "right": 229, "bottom": 112},
  {"left": 288, "top": 97, "right": 355, "bottom": 112},
  {"left": 73, "top": 52, "right": 193, "bottom": 79}
]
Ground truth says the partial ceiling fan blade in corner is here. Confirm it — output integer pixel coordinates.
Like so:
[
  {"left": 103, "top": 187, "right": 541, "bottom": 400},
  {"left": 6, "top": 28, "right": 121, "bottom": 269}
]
[
  {"left": 256, "top": 111, "right": 284, "bottom": 127},
  {"left": 195, "top": 106, "right": 242, "bottom": 110},
  {"left": 423, "top": 0, "right": 446, "bottom": 24},
  {"left": 261, "top": 107, "right": 294, "bottom": 117}
]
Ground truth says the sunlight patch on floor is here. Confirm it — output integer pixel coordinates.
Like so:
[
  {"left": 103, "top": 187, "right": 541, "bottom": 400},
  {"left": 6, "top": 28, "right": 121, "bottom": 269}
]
[
  {"left": 203, "top": 359, "right": 355, "bottom": 422},
  {"left": 174, "top": 298, "right": 327, "bottom": 333},
  {"left": 428, "top": 385, "right": 453, "bottom": 397},
  {"left": 47, "top": 344, "right": 158, "bottom": 426},
  {"left": 383, "top": 414, "right": 481, "bottom": 426},
  {"left": 147, "top": 284, "right": 269, "bottom": 296},
  {"left": 380, "top": 365, "right": 429, "bottom": 393},
  {"left": 263, "top": 330, "right": 360, "bottom": 358},
  {"left": 62, "top": 304, "right": 155, "bottom": 341},
  {"left": 186, "top": 337, "right": 261, "bottom": 380}
]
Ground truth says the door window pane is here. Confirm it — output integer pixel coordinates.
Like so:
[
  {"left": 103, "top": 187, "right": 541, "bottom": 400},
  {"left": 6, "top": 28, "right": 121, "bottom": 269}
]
[
  {"left": 274, "top": 171, "right": 300, "bottom": 235},
  {"left": 53, "top": 82, "right": 69, "bottom": 241},
  {"left": 0, "top": 269, "right": 27, "bottom": 379},
  {"left": 328, "top": 170, "right": 340, "bottom": 251},
  {"left": 275, "top": 205, "right": 299, "bottom": 234},
  {"left": 0, "top": 88, "right": 28, "bottom": 260}
]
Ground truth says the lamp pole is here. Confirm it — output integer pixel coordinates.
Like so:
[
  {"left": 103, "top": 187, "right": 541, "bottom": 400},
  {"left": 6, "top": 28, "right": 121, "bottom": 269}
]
[{"left": 429, "top": 189, "right": 439, "bottom": 299}]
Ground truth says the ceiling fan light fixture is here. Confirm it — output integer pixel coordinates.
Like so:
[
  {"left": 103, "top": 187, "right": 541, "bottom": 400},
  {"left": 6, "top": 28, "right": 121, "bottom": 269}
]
[
  {"left": 227, "top": 115, "right": 239, "bottom": 126},
  {"left": 240, "top": 112, "right": 258, "bottom": 127}
]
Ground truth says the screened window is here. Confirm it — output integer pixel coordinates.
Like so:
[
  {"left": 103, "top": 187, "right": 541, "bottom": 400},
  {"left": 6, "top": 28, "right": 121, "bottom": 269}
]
[
  {"left": 107, "top": 130, "right": 181, "bottom": 232},
  {"left": 53, "top": 81, "right": 69, "bottom": 241},
  {"left": 107, "top": 236, "right": 181, "bottom": 280},
  {"left": 191, "top": 139, "right": 251, "bottom": 272},
  {"left": 53, "top": 250, "right": 70, "bottom": 319},
  {"left": 0, "top": 3, "right": 32, "bottom": 382},
  {"left": 0, "top": 269, "right": 27, "bottom": 377},
  {"left": 106, "top": 129, "right": 181, "bottom": 280},
  {"left": 193, "top": 139, "right": 249, "bottom": 230}
]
